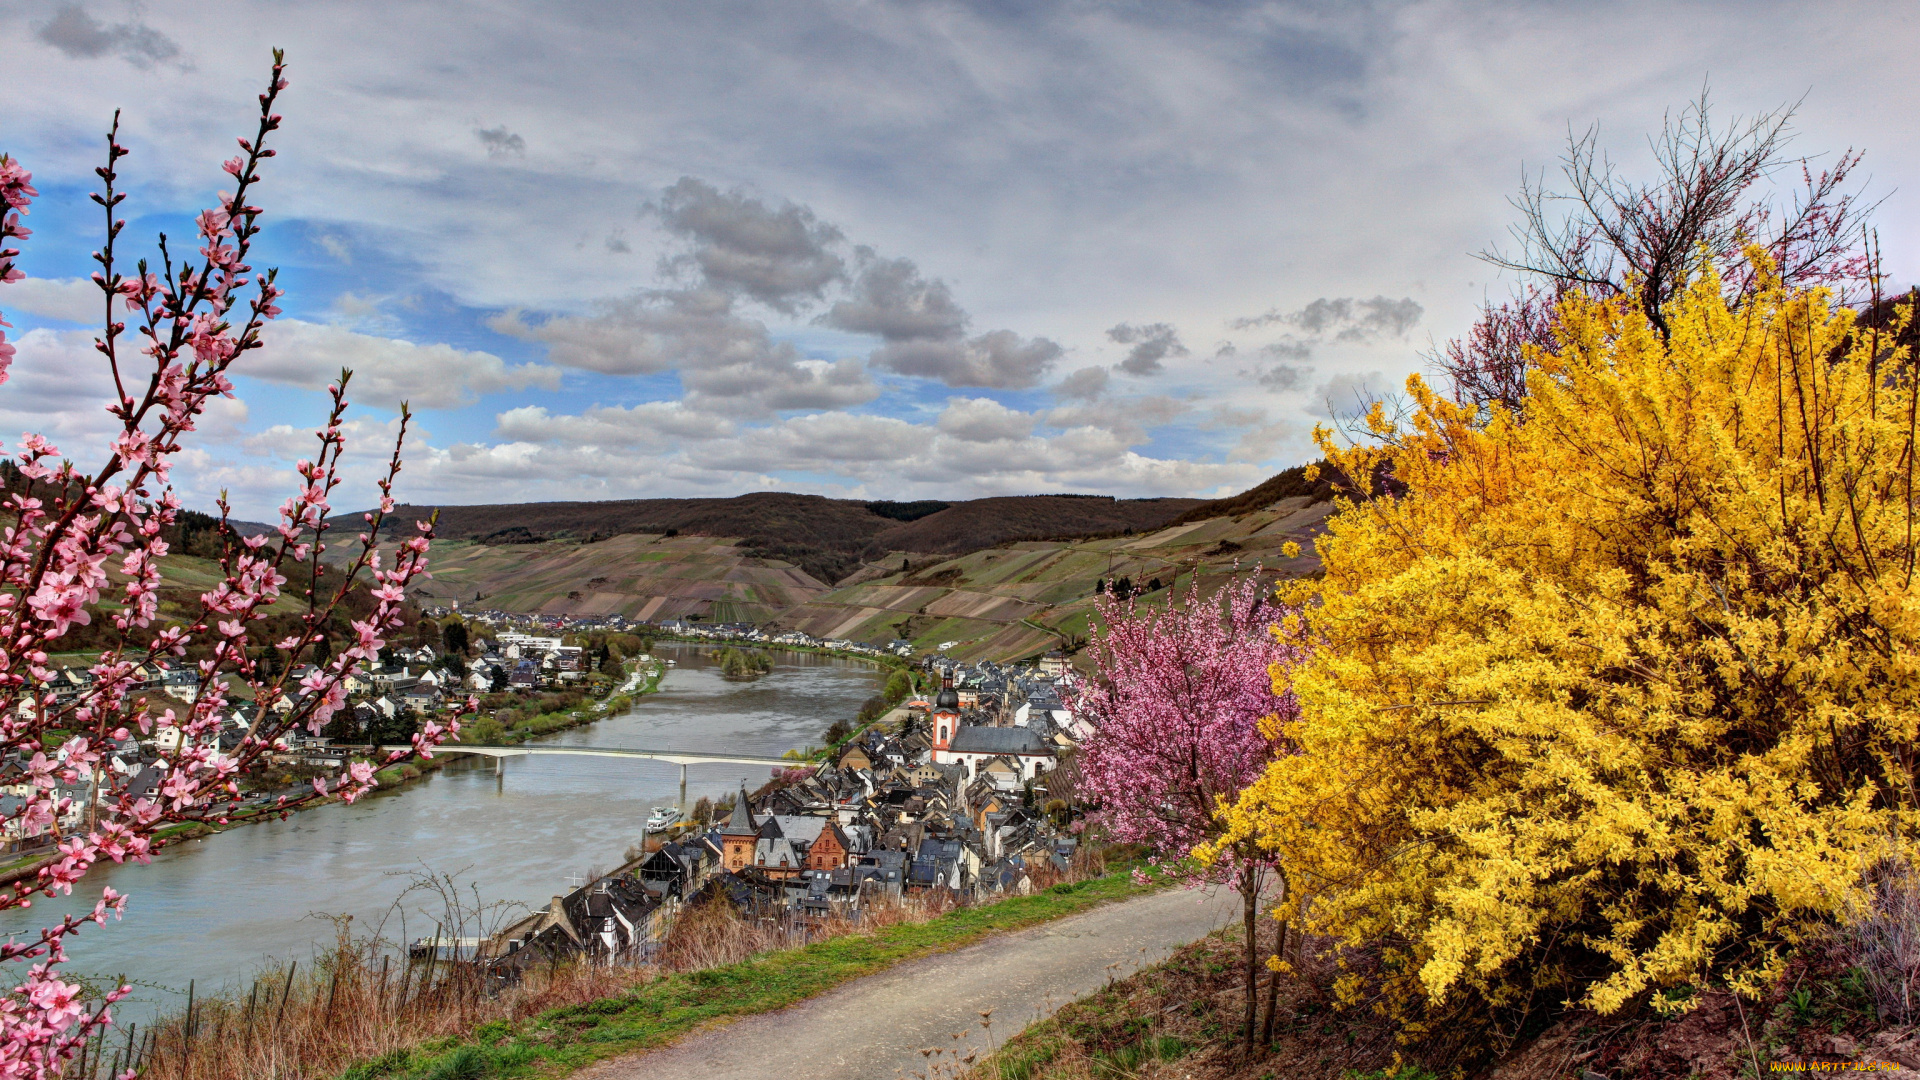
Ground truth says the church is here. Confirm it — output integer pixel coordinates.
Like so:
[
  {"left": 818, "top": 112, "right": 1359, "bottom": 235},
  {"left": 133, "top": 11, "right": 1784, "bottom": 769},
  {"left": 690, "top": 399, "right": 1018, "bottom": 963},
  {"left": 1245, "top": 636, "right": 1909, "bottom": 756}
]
[{"left": 926, "top": 672, "right": 1057, "bottom": 787}]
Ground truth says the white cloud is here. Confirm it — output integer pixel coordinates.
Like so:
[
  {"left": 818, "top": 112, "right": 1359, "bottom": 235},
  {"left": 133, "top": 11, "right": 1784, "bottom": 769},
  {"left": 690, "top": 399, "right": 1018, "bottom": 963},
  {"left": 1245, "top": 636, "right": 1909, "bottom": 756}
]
[
  {"left": 244, "top": 320, "right": 559, "bottom": 411},
  {"left": 3, "top": 277, "right": 103, "bottom": 324},
  {"left": 936, "top": 397, "right": 1036, "bottom": 443},
  {"left": 492, "top": 402, "right": 734, "bottom": 447}
]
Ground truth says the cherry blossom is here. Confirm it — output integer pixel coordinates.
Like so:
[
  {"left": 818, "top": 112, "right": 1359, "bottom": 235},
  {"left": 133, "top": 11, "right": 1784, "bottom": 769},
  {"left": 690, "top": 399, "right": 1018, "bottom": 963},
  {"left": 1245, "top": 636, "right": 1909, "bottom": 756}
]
[{"left": 0, "top": 53, "right": 469, "bottom": 1078}]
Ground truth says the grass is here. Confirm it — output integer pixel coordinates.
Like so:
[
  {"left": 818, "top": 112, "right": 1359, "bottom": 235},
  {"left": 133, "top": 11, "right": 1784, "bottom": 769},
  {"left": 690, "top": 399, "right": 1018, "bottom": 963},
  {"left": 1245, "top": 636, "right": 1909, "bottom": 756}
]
[{"left": 334, "top": 871, "right": 1160, "bottom": 1080}]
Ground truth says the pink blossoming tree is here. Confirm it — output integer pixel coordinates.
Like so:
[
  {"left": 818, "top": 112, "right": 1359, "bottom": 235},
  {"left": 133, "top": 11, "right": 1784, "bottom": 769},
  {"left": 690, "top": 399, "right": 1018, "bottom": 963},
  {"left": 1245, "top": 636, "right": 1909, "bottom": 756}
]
[
  {"left": 1075, "top": 573, "right": 1304, "bottom": 1048},
  {"left": 0, "top": 52, "right": 466, "bottom": 1078}
]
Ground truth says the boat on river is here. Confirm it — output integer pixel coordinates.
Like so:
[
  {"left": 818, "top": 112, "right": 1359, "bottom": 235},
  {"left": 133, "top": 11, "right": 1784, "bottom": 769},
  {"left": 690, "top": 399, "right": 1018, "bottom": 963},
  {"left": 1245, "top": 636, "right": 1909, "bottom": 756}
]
[{"left": 645, "top": 806, "right": 683, "bottom": 831}]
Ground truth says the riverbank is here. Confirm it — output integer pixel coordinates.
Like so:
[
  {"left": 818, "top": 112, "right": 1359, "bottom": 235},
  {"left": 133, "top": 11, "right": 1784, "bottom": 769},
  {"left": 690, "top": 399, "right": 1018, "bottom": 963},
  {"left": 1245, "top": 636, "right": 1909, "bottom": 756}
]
[{"left": 648, "top": 634, "right": 908, "bottom": 674}]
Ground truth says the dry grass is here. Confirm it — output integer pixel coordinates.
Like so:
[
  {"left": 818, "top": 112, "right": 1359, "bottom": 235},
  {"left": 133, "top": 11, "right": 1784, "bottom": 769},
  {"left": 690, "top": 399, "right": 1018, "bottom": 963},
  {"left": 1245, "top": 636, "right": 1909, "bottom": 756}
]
[
  {"left": 122, "top": 929, "right": 651, "bottom": 1080},
  {"left": 654, "top": 889, "right": 959, "bottom": 973}
]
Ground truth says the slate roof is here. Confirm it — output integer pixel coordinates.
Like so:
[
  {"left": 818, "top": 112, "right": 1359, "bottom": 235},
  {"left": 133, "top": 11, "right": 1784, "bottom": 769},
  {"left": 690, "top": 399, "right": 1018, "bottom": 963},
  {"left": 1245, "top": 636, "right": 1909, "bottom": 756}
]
[{"left": 947, "top": 726, "right": 1050, "bottom": 755}]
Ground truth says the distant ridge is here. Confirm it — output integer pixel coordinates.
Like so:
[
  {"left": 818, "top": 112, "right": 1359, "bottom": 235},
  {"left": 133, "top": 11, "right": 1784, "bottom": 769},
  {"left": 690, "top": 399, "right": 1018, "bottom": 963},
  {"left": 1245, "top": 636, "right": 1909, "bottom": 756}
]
[
  {"left": 1168, "top": 463, "right": 1335, "bottom": 524},
  {"left": 369, "top": 490, "right": 1204, "bottom": 585}
]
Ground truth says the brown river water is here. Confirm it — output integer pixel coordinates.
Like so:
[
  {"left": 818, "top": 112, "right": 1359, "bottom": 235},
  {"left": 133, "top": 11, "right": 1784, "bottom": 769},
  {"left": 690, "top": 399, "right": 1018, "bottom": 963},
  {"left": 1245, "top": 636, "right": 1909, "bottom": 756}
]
[{"left": 0, "top": 642, "right": 885, "bottom": 1024}]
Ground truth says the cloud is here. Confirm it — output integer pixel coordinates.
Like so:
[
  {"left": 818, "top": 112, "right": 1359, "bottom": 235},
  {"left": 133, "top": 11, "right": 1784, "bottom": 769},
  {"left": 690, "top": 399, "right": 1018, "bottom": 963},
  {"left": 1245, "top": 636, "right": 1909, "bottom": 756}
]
[
  {"left": 488, "top": 291, "right": 878, "bottom": 415},
  {"left": 493, "top": 402, "right": 734, "bottom": 447},
  {"left": 937, "top": 397, "right": 1036, "bottom": 443},
  {"left": 2, "top": 277, "right": 104, "bottom": 324},
  {"left": 1054, "top": 365, "right": 1110, "bottom": 401},
  {"left": 1224, "top": 296, "right": 1423, "bottom": 381},
  {"left": 821, "top": 253, "right": 969, "bottom": 341},
  {"left": 35, "top": 5, "right": 180, "bottom": 67},
  {"left": 244, "top": 321, "right": 560, "bottom": 410},
  {"left": 476, "top": 126, "right": 527, "bottom": 158},
  {"left": 1106, "top": 322, "right": 1188, "bottom": 376},
  {"left": 0, "top": 328, "right": 248, "bottom": 456},
  {"left": 821, "top": 251, "right": 1063, "bottom": 389},
  {"left": 870, "top": 329, "right": 1062, "bottom": 390},
  {"left": 1046, "top": 395, "right": 1189, "bottom": 445},
  {"left": 1231, "top": 296, "right": 1424, "bottom": 341},
  {"left": 1310, "top": 371, "right": 1392, "bottom": 418},
  {"left": 1258, "top": 362, "right": 1312, "bottom": 391},
  {"left": 681, "top": 356, "right": 877, "bottom": 413},
  {"left": 656, "top": 177, "right": 846, "bottom": 314}
]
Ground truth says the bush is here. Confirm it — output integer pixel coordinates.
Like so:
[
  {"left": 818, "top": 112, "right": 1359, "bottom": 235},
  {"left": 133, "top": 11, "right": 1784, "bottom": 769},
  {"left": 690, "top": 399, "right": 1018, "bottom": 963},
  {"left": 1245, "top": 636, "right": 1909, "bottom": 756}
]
[{"left": 1221, "top": 273, "right": 1920, "bottom": 1020}]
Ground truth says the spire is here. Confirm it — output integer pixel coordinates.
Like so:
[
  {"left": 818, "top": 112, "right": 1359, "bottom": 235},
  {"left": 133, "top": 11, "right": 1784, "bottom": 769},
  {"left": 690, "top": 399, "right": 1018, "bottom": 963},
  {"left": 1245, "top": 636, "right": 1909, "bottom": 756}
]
[{"left": 725, "top": 785, "right": 756, "bottom": 833}]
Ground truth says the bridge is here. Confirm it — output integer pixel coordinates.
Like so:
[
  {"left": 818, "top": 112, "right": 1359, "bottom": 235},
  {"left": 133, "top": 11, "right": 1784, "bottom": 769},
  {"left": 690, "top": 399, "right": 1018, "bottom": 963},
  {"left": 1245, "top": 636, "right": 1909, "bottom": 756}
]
[{"left": 378, "top": 744, "right": 812, "bottom": 812}]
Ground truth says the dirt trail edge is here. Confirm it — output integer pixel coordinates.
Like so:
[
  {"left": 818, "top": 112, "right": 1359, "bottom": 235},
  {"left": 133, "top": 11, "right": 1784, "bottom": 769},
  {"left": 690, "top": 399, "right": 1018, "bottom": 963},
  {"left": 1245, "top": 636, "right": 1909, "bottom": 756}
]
[{"left": 587, "top": 886, "right": 1242, "bottom": 1080}]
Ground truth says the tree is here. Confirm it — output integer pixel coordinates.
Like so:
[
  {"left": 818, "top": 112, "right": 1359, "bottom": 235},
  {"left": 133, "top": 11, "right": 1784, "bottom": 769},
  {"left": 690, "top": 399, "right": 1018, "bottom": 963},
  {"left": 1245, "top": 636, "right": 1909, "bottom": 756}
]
[
  {"left": 1441, "top": 92, "right": 1874, "bottom": 414},
  {"left": 440, "top": 616, "right": 468, "bottom": 657},
  {"left": 365, "top": 708, "right": 421, "bottom": 748},
  {"left": 0, "top": 55, "right": 465, "bottom": 1073},
  {"left": 1219, "top": 267, "right": 1920, "bottom": 1034},
  {"left": 881, "top": 668, "right": 913, "bottom": 704},
  {"left": 1076, "top": 575, "right": 1304, "bottom": 1046},
  {"left": 489, "top": 664, "right": 508, "bottom": 693},
  {"left": 822, "top": 718, "right": 852, "bottom": 746},
  {"left": 320, "top": 710, "right": 361, "bottom": 745}
]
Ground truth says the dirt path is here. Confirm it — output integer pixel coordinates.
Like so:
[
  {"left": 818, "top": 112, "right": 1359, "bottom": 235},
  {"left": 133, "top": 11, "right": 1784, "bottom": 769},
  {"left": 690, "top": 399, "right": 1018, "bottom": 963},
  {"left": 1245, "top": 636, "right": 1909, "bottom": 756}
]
[{"left": 588, "top": 886, "right": 1243, "bottom": 1080}]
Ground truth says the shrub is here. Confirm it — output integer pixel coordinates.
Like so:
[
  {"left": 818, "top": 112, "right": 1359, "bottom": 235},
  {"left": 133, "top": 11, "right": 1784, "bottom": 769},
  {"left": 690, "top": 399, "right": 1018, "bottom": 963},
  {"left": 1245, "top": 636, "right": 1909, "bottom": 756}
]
[{"left": 1220, "top": 269, "right": 1920, "bottom": 1020}]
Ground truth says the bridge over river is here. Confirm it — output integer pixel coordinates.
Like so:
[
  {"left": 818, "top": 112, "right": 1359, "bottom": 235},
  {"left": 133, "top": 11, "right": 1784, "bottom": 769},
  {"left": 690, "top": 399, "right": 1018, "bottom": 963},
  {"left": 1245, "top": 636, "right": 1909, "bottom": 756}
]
[{"left": 380, "top": 744, "right": 809, "bottom": 811}]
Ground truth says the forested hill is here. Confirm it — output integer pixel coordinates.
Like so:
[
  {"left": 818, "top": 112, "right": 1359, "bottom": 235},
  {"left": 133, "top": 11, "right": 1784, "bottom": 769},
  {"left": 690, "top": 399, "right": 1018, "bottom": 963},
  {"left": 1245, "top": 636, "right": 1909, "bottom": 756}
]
[{"left": 366, "top": 491, "right": 1207, "bottom": 584}]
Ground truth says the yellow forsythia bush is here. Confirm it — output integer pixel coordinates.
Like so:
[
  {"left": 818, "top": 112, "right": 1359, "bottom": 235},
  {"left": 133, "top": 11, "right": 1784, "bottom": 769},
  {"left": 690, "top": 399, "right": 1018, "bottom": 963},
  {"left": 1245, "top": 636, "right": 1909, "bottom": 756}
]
[{"left": 1218, "top": 267, "right": 1920, "bottom": 1017}]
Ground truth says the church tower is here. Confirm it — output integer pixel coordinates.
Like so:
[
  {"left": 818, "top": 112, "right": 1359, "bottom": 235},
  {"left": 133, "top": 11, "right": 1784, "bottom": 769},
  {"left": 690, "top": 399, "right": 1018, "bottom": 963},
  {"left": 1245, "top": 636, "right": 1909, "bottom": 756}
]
[
  {"left": 930, "top": 671, "right": 961, "bottom": 761},
  {"left": 718, "top": 784, "right": 759, "bottom": 872}
]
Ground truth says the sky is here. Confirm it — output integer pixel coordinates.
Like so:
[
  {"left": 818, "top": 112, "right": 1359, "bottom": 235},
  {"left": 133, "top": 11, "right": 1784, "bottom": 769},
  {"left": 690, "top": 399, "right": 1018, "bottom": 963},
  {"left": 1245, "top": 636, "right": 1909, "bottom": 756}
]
[{"left": 2, "top": 0, "right": 1917, "bottom": 518}]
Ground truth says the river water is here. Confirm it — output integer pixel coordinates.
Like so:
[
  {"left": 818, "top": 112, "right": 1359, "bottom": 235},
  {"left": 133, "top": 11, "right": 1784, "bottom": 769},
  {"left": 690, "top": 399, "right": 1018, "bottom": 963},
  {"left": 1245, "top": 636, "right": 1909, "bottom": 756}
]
[{"left": 0, "top": 643, "right": 883, "bottom": 1023}]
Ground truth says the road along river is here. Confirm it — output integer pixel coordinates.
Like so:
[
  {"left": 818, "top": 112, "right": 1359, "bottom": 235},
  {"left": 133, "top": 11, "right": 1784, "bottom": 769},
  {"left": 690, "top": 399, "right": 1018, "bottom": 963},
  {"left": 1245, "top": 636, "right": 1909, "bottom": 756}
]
[{"left": 0, "top": 643, "right": 886, "bottom": 1024}]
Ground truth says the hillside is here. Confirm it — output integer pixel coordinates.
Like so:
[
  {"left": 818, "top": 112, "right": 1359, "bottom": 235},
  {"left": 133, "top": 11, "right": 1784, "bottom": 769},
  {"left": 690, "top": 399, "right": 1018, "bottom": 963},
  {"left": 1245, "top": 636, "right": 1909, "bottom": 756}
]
[
  {"left": 404, "top": 532, "right": 831, "bottom": 623},
  {"left": 376, "top": 469, "right": 1334, "bottom": 659},
  {"left": 770, "top": 494, "right": 1331, "bottom": 662},
  {"left": 873, "top": 495, "right": 1200, "bottom": 554},
  {"left": 372, "top": 491, "right": 1204, "bottom": 585}
]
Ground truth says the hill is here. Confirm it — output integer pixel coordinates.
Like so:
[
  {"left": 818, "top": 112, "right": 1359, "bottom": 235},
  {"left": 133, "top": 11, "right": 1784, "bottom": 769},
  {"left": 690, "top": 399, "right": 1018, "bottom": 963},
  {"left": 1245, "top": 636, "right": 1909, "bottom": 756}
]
[
  {"left": 407, "top": 532, "right": 831, "bottom": 623},
  {"left": 1167, "top": 463, "right": 1336, "bottom": 524},
  {"left": 873, "top": 495, "right": 1201, "bottom": 554},
  {"left": 371, "top": 491, "right": 1205, "bottom": 585},
  {"left": 769, "top": 493, "right": 1332, "bottom": 662}
]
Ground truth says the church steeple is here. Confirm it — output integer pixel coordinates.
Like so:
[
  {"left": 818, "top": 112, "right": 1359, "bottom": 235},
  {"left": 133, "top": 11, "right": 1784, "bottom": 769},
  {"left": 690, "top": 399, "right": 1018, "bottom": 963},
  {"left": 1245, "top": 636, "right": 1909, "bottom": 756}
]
[
  {"left": 723, "top": 785, "right": 757, "bottom": 834},
  {"left": 932, "top": 671, "right": 959, "bottom": 754}
]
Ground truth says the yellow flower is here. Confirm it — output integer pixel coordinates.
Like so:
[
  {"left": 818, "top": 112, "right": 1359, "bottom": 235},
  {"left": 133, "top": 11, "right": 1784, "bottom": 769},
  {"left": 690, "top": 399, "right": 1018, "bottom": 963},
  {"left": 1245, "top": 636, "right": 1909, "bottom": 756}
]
[{"left": 1222, "top": 265, "right": 1920, "bottom": 1020}]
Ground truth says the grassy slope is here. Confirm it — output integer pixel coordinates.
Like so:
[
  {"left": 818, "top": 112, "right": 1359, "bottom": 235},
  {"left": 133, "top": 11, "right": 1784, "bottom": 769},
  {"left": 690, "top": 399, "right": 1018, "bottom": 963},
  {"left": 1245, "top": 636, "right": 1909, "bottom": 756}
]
[
  {"left": 344, "top": 871, "right": 1161, "bottom": 1080},
  {"left": 772, "top": 496, "right": 1332, "bottom": 663}
]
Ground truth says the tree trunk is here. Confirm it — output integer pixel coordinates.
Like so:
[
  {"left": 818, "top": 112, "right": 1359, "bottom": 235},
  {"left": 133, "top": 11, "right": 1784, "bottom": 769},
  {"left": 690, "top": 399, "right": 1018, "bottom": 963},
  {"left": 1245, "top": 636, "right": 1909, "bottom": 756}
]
[
  {"left": 1261, "top": 870, "right": 1289, "bottom": 1045},
  {"left": 1241, "top": 862, "right": 1258, "bottom": 1048},
  {"left": 1261, "top": 914, "right": 1287, "bottom": 1044}
]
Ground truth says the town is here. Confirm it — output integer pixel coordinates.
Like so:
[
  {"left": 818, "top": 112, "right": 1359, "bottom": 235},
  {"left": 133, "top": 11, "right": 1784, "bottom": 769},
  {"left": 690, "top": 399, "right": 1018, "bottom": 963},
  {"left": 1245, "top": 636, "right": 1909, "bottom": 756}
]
[{"left": 3, "top": 606, "right": 1093, "bottom": 977}]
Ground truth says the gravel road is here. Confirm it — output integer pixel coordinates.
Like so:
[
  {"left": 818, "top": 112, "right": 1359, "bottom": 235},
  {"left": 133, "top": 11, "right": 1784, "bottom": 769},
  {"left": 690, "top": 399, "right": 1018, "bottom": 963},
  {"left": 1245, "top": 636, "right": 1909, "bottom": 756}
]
[{"left": 587, "top": 886, "right": 1243, "bottom": 1080}]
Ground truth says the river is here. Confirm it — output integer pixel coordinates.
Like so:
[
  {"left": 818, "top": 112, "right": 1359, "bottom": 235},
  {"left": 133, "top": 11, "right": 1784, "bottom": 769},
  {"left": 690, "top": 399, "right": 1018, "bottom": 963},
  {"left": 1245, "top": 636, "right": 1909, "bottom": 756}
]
[{"left": 0, "top": 642, "right": 885, "bottom": 1023}]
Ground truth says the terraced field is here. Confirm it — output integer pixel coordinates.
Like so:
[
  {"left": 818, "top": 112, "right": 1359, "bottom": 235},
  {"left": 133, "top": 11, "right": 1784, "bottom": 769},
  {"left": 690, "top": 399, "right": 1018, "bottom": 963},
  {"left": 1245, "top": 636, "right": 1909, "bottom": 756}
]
[
  {"left": 407, "top": 533, "right": 831, "bottom": 623},
  {"left": 769, "top": 495, "right": 1332, "bottom": 662}
]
